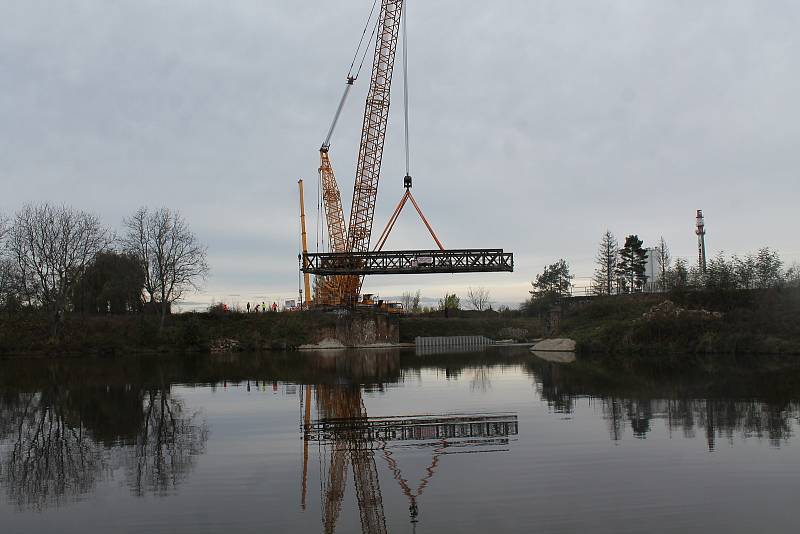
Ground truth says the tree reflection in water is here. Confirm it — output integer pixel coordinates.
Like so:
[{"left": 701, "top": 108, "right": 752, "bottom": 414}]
[
  {"left": 0, "top": 390, "right": 106, "bottom": 510},
  {"left": 126, "top": 389, "right": 208, "bottom": 497},
  {"left": 0, "top": 382, "right": 207, "bottom": 510},
  {"left": 528, "top": 356, "right": 800, "bottom": 450}
]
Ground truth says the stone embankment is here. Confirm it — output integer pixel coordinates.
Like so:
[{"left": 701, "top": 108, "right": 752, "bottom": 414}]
[
  {"left": 531, "top": 338, "right": 576, "bottom": 352},
  {"left": 530, "top": 338, "right": 577, "bottom": 363}
]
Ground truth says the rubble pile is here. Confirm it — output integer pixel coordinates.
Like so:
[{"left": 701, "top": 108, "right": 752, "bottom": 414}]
[{"left": 642, "top": 300, "right": 723, "bottom": 322}]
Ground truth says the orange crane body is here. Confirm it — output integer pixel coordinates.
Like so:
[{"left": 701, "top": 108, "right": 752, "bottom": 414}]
[
  {"left": 318, "top": 149, "right": 348, "bottom": 305},
  {"left": 319, "top": 149, "right": 348, "bottom": 254}
]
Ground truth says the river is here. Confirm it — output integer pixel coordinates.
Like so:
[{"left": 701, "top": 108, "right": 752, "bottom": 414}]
[{"left": 1, "top": 348, "right": 798, "bottom": 533}]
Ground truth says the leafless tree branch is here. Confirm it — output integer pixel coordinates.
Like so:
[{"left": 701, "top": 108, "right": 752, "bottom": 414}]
[
  {"left": 466, "top": 286, "right": 491, "bottom": 311},
  {"left": 121, "top": 207, "right": 209, "bottom": 327},
  {"left": 6, "top": 203, "right": 111, "bottom": 327}
]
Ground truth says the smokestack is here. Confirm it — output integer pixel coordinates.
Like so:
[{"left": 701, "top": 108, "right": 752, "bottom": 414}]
[{"left": 695, "top": 209, "right": 707, "bottom": 273}]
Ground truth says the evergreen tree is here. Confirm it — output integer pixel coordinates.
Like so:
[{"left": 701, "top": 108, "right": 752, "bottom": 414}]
[
  {"left": 592, "top": 230, "right": 618, "bottom": 295},
  {"left": 616, "top": 235, "right": 648, "bottom": 292},
  {"left": 531, "top": 259, "right": 574, "bottom": 298}
]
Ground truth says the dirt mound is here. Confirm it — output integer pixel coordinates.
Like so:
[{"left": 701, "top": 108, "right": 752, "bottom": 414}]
[{"left": 642, "top": 300, "right": 723, "bottom": 322}]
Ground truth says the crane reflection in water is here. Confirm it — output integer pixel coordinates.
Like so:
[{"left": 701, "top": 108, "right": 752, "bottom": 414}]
[{"left": 298, "top": 378, "right": 518, "bottom": 533}]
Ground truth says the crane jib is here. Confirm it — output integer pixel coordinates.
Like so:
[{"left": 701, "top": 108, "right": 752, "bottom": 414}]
[{"left": 345, "top": 0, "right": 404, "bottom": 301}]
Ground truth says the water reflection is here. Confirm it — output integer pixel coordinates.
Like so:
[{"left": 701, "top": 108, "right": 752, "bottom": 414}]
[
  {"left": 0, "top": 373, "right": 207, "bottom": 510},
  {"left": 127, "top": 389, "right": 208, "bottom": 496},
  {"left": 2, "top": 348, "right": 800, "bottom": 524},
  {"left": 0, "top": 389, "right": 107, "bottom": 510},
  {"left": 528, "top": 355, "right": 800, "bottom": 449},
  {"left": 302, "top": 380, "right": 518, "bottom": 534}
]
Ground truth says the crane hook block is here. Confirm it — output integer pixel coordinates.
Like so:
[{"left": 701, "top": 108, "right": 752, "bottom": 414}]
[{"left": 404, "top": 174, "right": 412, "bottom": 189}]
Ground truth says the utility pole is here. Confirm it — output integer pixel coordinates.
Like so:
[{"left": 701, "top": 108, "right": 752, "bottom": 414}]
[{"left": 695, "top": 209, "right": 707, "bottom": 273}]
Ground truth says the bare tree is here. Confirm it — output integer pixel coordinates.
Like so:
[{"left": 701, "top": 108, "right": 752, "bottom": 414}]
[
  {"left": 7, "top": 203, "right": 111, "bottom": 328},
  {"left": 785, "top": 263, "right": 800, "bottom": 288},
  {"left": 0, "top": 257, "right": 19, "bottom": 309},
  {"left": 466, "top": 286, "right": 492, "bottom": 311},
  {"left": 0, "top": 214, "right": 15, "bottom": 307},
  {"left": 122, "top": 207, "right": 209, "bottom": 328},
  {"left": 400, "top": 290, "right": 421, "bottom": 314},
  {"left": 655, "top": 236, "right": 671, "bottom": 286}
]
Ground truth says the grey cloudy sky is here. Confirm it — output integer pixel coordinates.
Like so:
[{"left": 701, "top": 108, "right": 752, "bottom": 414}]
[{"left": 2, "top": 0, "right": 798, "bottom": 307}]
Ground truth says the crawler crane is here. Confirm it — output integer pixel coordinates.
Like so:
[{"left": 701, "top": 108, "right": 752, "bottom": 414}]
[{"left": 301, "top": 0, "right": 513, "bottom": 308}]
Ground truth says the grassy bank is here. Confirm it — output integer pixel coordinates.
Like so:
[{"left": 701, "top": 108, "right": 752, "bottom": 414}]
[
  {"left": 561, "top": 288, "right": 800, "bottom": 356},
  {"left": 0, "top": 311, "right": 328, "bottom": 356},
  {"left": 3, "top": 288, "right": 797, "bottom": 357}
]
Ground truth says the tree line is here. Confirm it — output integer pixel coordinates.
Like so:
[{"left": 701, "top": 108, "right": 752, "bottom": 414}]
[
  {"left": 0, "top": 203, "right": 208, "bottom": 332},
  {"left": 398, "top": 287, "right": 497, "bottom": 314},
  {"left": 592, "top": 230, "right": 798, "bottom": 294},
  {"left": 592, "top": 231, "right": 655, "bottom": 294},
  {"left": 523, "top": 231, "right": 798, "bottom": 313}
]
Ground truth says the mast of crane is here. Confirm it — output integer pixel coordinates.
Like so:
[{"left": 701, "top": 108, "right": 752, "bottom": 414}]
[
  {"left": 316, "top": 0, "right": 386, "bottom": 305},
  {"left": 298, "top": 179, "right": 312, "bottom": 307},
  {"left": 341, "top": 0, "right": 405, "bottom": 301}
]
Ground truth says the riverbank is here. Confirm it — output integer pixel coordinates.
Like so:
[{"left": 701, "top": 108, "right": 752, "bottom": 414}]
[
  {"left": 561, "top": 287, "right": 800, "bottom": 356},
  {"left": 1, "top": 288, "right": 797, "bottom": 357},
  {"left": 0, "top": 307, "right": 544, "bottom": 357},
  {"left": 0, "top": 310, "right": 397, "bottom": 356}
]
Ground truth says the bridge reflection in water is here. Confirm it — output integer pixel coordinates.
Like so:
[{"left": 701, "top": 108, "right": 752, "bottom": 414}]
[{"left": 299, "top": 383, "right": 518, "bottom": 534}]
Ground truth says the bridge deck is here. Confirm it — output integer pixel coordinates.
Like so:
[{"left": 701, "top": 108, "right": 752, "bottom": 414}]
[
  {"left": 306, "top": 413, "right": 518, "bottom": 443},
  {"left": 302, "top": 249, "right": 513, "bottom": 276}
]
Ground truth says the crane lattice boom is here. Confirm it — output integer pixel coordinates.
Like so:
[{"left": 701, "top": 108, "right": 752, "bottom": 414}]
[
  {"left": 320, "top": 150, "right": 348, "bottom": 254},
  {"left": 345, "top": 0, "right": 404, "bottom": 298}
]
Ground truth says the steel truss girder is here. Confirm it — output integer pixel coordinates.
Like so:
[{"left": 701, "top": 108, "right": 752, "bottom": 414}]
[
  {"left": 307, "top": 413, "right": 519, "bottom": 443},
  {"left": 302, "top": 249, "right": 514, "bottom": 276}
]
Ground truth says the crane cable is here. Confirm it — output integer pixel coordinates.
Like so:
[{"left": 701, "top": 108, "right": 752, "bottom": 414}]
[
  {"left": 402, "top": 0, "right": 411, "bottom": 178},
  {"left": 322, "top": 0, "right": 381, "bottom": 149},
  {"left": 348, "top": 0, "right": 381, "bottom": 81}
]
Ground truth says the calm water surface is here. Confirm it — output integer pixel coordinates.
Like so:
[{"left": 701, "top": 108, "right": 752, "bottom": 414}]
[{"left": 1, "top": 348, "right": 799, "bottom": 533}]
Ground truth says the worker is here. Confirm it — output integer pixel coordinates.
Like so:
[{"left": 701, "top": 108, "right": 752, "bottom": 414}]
[
  {"left": 262, "top": 302, "right": 266, "bottom": 313},
  {"left": 272, "top": 302, "right": 278, "bottom": 312},
  {"left": 254, "top": 303, "right": 260, "bottom": 313},
  {"left": 246, "top": 302, "right": 251, "bottom": 313}
]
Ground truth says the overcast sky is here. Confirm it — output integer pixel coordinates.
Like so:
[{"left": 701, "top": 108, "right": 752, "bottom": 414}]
[{"left": 1, "top": 0, "right": 798, "bottom": 308}]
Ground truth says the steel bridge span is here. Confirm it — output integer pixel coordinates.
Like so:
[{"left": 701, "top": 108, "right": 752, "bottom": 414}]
[{"left": 302, "top": 249, "right": 514, "bottom": 276}]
